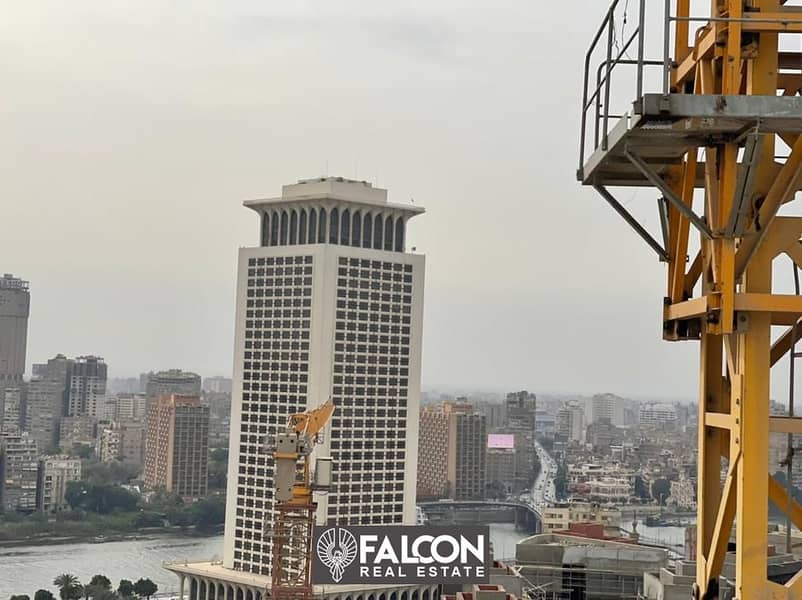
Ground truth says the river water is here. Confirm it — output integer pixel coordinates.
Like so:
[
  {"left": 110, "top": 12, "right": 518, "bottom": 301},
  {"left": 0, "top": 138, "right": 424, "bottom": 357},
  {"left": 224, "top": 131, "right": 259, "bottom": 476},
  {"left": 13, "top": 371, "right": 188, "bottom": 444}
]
[{"left": 0, "top": 524, "right": 528, "bottom": 597}]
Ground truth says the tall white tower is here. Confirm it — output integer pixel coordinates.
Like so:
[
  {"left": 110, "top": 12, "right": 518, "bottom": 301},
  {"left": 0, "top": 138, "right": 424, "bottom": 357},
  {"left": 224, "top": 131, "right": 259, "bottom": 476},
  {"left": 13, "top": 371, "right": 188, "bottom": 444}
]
[{"left": 223, "top": 177, "right": 425, "bottom": 576}]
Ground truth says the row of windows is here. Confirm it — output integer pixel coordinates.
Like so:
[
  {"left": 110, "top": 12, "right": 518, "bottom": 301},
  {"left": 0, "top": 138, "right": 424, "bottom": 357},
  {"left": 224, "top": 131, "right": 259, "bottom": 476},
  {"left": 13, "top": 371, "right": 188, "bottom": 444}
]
[
  {"left": 261, "top": 206, "right": 406, "bottom": 252},
  {"left": 235, "top": 255, "right": 315, "bottom": 574},
  {"left": 248, "top": 256, "right": 311, "bottom": 266}
]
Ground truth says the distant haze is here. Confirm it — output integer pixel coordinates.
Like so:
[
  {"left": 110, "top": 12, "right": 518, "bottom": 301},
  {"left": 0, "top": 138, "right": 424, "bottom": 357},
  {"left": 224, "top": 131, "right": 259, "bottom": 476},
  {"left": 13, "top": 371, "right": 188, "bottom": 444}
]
[{"left": 3, "top": 0, "right": 770, "bottom": 399}]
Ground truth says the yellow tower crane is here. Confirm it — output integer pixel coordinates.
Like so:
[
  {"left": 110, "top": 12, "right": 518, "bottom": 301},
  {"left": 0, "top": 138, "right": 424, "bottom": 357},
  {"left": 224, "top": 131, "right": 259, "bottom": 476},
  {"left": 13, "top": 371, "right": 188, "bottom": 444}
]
[
  {"left": 579, "top": 1, "right": 802, "bottom": 597},
  {"left": 269, "top": 399, "right": 335, "bottom": 600}
]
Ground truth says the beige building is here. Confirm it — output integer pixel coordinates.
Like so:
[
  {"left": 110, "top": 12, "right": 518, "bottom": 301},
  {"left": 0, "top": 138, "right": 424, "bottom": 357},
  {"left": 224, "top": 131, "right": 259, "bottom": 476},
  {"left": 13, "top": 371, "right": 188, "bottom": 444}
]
[
  {"left": 98, "top": 421, "right": 146, "bottom": 464},
  {"left": 540, "top": 501, "right": 621, "bottom": 534},
  {"left": 416, "top": 400, "right": 486, "bottom": 500},
  {"left": 144, "top": 395, "right": 208, "bottom": 500},
  {"left": 37, "top": 456, "right": 81, "bottom": 513},
  {"left": 59, "top": 415, "right": 97, "bottom": 449},
  {"left": 416, "top": 405, "right": 449, "bottom": 498}
]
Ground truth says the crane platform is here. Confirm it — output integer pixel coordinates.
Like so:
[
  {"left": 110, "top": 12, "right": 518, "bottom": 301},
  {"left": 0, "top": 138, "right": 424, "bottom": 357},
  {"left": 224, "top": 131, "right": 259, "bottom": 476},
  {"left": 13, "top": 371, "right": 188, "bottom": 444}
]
[{"left": 579, "top": 93, "right": 802, "bottom": 188}]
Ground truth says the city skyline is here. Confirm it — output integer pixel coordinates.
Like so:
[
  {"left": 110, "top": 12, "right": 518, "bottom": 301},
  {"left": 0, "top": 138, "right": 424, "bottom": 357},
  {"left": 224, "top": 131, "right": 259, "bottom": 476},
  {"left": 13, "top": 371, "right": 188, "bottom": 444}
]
[{"left": 3, "top": 0, "right": 710, "bottom": 399}]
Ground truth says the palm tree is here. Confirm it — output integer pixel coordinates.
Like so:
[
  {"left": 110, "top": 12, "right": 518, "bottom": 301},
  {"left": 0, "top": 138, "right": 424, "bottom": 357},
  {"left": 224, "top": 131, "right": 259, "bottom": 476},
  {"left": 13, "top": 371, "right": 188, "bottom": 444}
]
[{"left": 53, "top": 574, "right": 81, "bottom": 600}]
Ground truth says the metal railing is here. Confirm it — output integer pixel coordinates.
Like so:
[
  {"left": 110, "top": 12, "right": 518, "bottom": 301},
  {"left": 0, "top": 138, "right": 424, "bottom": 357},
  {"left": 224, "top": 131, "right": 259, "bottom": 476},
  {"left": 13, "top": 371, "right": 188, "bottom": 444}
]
[
  {"left": 579, "top": 1, "right": 802, "bottom": 173},
  {"left": 579, "top": 0, "right": 669, "bottom": 173}
]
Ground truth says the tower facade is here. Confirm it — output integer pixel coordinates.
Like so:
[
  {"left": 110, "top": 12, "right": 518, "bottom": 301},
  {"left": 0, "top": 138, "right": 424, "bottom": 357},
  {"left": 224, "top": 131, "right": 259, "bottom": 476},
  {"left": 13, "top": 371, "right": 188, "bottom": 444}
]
[
  {"left": 143, "top": 369, "right": 202, "bottom": 399},
  {"left": 0, "top": 274, "right": 30, "bottom": 385},
  {"left": 143, "top": 394, "right": 209, "bottom": 500},
  {"left": 223, "top": 177, "right": 425, "bottom": 575},
  {"left": 66, "top": 356, "right": 107, "bottom": 417}
]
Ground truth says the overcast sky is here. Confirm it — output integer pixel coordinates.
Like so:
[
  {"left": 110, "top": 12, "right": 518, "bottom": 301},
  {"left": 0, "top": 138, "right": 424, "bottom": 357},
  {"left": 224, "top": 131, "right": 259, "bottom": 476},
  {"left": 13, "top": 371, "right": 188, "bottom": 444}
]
[{"left": 2, "top": 0, "right": 707, "bottom": 398}]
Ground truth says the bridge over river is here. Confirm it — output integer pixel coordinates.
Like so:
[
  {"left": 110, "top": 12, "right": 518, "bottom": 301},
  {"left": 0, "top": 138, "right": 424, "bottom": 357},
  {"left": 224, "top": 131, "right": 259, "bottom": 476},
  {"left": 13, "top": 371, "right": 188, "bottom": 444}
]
[{"left": 417, "top": 500, "right": 541, "bottom": 534}]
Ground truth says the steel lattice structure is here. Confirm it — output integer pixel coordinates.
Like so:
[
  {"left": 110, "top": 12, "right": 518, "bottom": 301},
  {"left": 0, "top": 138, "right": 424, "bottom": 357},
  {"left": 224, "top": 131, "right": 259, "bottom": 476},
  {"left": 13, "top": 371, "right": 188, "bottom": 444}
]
[
  {"left": 580, "top": 1, "right": 802, "bottom": 597},
  {"left": 270, "top": 503, "right": 316, "bottom": 600}
]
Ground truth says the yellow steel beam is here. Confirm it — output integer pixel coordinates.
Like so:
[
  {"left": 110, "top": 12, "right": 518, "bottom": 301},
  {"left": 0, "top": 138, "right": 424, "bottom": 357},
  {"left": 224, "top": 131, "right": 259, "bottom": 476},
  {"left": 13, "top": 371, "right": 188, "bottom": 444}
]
[
  {"left": 673, "top": 26, "right": 717, "bottom": 90},
  {"left": 696, "top": 332, "right": 726, "bottom": 591},
  {"left": 734, "top": 136, "right": 802, "bottom": 279},
  {"left": 771, "top": 324, "right": 802, "bottom": 367},
  {"left": 705, "top": 452, "right": 740, "bottom": 584},
  {"left": 769, "top": 416, "right": 802, "bottom": 434},
  {"left": 705, "top": 411, "right": 735, "bottom": 430},
  {"left": 685, "top": 250, "right": 703, "bottom": 297},
  {"left": 665, "top": 297, "right": 709, "bottom": 321},
  {"left": 768, "top": 474, "right": 802, "bottom": 530}
]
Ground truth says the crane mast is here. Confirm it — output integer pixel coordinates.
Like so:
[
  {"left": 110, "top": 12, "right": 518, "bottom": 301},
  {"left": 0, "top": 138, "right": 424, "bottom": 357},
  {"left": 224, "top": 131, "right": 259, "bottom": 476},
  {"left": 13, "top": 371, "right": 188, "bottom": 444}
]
[
  {"left": 269, "top": 399, "right": 335, "bottom": 600},
  {"left": 579, "top": 1, "right": 802, "bottom": 597}
]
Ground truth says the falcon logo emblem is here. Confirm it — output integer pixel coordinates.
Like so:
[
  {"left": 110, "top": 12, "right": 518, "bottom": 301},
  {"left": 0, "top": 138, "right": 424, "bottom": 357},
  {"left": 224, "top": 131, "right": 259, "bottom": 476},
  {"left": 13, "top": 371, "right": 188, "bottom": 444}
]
[{"left": 316, "top": 527, "right": 357, "bottom": 582}]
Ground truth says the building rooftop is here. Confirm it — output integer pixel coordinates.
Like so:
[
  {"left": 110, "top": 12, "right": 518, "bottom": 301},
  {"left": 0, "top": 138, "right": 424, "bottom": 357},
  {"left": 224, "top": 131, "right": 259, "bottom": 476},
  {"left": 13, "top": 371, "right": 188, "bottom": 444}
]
[
  {"left": 0, "top": 274, "right": 29, "bottom": 291},
  {"left": 244, "top": 176, "right": 425, "bottom": 215},
  {"left": 164, "top": 561, "right": 426, "bottom": 593}
]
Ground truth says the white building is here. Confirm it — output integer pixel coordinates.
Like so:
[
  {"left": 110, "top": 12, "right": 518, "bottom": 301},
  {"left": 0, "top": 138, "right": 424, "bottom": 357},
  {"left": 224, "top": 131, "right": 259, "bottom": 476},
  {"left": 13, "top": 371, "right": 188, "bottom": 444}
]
[
  {"left": 638, "top": 402, "right": 678, "bottom": 427},
  {"left": 38, "top": 456, "right": 81, "bottom": 513},
  {"left": 223, "top": 177, "right": 425, "bottom": 576},
  {"left": 557, "top": 401, "right": 585, "bottom": 443},
  {"left": 587, "top": 393, "right": 626, "bottom": 427}
]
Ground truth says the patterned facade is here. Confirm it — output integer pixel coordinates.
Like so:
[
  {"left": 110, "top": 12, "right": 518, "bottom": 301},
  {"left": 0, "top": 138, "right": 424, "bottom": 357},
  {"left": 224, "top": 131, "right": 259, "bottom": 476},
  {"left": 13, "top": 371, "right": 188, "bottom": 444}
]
[{"left": 223, "top": 177, "right": 425, "bottom": 576}]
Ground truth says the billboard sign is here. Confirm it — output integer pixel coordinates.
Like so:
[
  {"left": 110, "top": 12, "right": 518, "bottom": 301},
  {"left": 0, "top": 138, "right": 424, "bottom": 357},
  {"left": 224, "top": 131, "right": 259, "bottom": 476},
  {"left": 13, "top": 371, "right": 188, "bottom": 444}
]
[
  {"left": 311, "top": 525, "right": 490, "bottom": 585},
  {"left": 487, "top": 433, "right": 515, "bottom": 449}
]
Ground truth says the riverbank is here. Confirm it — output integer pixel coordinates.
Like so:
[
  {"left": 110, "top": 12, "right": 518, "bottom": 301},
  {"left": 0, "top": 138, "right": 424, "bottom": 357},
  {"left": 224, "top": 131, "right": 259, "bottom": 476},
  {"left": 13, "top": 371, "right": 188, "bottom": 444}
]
[
  {"left": 0, "top": 517, "right": 224, "bottom": 547},
  {"left": 1, "top": 524, "right": 528, "bottom": 595}
]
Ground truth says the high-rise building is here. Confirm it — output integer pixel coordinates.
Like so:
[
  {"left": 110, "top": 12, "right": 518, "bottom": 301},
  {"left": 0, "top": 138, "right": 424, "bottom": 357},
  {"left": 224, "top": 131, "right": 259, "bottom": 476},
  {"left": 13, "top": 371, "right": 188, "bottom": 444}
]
[
  {"left": 59, "top": 416, "right": 97, "bottom": 449},
  {"left": 416, "top": 405, "right": 449, "bottom": 499},
  {"left": 103, "top": 393, "right": 148, "bottom": 422},
  {"left": 0, "top": 432, "right": 39, "bottom": 512},
  {"left": 67, "top": 356, "right": 107, "bottom": 417},
  {"left": 504, "top": 390, "right": 537, "bottom": 489},
  {"left": 557, "top": 401, "right": 586, "bottom": 443},
  {"left": 203, "top": 376, "right": 232, "bottom": 395},
  {"left": 416, "top": 401, "right": 486, "bottom": 500},
  {"left": 143, "top": 369, "right": 202, "bottom": 399},
  {"left": 144, "top": 395, "right": 208, "bottom": 500},
  {"left": 1, "top": 386, "right": 24, "bottom": 434},
  {"left": 587, "top": 393, "right": 626, "bottom": 427},
  {"left": 36, "top": 456, "right": 81, "bottom": 513},
  {"left": 25, "top": 378, "right": 63, "bottom": 452},
  {"left": 0, "top": 274, "right": 30, "bottom": 386},
  {"left": 98, "top": 421, "right": 146, "bottom": 464},
  {"left": 223, "top": 177, "right": 425, "bottom": 576},
  {"left": 638, "top": 403, "right": 678, "bottom": 427}
]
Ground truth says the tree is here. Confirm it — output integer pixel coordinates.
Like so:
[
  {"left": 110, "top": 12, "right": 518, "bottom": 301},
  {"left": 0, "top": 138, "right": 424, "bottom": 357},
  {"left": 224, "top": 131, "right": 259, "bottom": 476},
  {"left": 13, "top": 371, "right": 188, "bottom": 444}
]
[
  {"left": 35, "top": 592, "right": 56, "bottom": 600},
  {"left": 132, "top": 579, "right": 157, "bottom": 600},
  {"left": 190, "top": 496, "right": 226, "bottom": 531},
  {"left": 89, "top": 576, "right": 111, "bottom": 591},
  {"left": 117, "top": 581, "right": 134, "bottom": 599},
  {"left": 71, "top": 444, "right": 95, "bottom": 459},
  {"left": 54, "top": 574, "right": 82, "bottom": 600}
]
